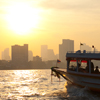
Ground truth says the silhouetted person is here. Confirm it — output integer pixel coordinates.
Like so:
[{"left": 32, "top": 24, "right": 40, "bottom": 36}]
[
  {"left": 86, "top": 61, "right": 89, "bottom": 73},
  {"left": 78, "top": 63, "right": 81, "bottom": 72},
  {"left": 95, "top": 66, "right": 99, "bottom": 74},
  {"left": 85, "top": 61, "right": 94, "bottom": 73},
  {"left": 91, "top": 62, "right": 94, "bottom": 73}
]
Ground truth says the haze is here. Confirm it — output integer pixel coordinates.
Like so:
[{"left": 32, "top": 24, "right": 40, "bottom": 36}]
[{"left": 0, "top": 0, "right": 100, "bottom": 59}]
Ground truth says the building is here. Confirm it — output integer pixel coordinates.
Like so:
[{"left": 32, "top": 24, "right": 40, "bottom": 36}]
[
  {"left": 59, "top": 39, "right": 74, "bottom": 62},
  {"left": 41, "top": 45, "right": 48, "bottom": 61},
  {"left": 55, "top": 54, "right": 59, "bottom": 59},
  {"left": 47, "top": 49, "right": 56, "bottom": 60},
  {"left": 1, "top": 51, "right": 4, "bottom": 60},
  {"left": 12, "top": 44, "right": 28, "bottom": 65},
  {"left": 80, "top": 43, "right": 92, "bottom": 52},
  {"left": 2, "top": 48, "right": 10, "bottom": 61},
  {"left": 28, "top": 51, "right": 33, "bottom": 61},
  {"left": 33, "top": 56, "right": 42, "bottom": 62},
  {"left": 41, "top": 45, "right": 57, "bottom": 61}
]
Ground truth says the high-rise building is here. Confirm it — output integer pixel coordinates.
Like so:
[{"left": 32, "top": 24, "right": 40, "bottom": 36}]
[
  {"left": 80, "top": 43, "right": 99, "bottom": 53},
  {"left": 1, "top": 51, "right": 4, "bottom": 60},
  {"left": 47, "top": 49, "right": 55, "bottom": 60},
  {"left": 41, "top": 45, "right": 48, "bottom": 61},
  {"left": 55, "top": 54, "right": 59, "bottom": 59},
  {"left": 81, "top": 43, "right": 92, "bottom": 52},
  {"left": 12, "top": 44, "right": 28, "bottom": 65},
  {"left": 2, "top": 48, "right": 10, "bottom": 61},
  {"left": 28, "top": 51, "right": 33, "bottom": 61},
  {"left": 41, "top": 45, "right": 59, "bottom": 61},
  {"left": 59, "top": 39, "right": 74, "bottom": 62}
]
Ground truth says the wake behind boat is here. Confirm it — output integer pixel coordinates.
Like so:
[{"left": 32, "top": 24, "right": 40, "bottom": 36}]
[{"left": 51, "top": 50, "right": 100, "bottom": 92}]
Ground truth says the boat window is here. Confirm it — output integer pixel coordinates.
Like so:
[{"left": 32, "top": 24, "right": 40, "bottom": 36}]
[
  {"left": 78, "top": 60, "right": 88, "bottom": 73},
  {"left": 69, "top": 60, "right": 77, "bottom": 71}
]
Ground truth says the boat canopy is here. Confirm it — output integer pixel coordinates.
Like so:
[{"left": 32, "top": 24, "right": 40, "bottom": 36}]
[{"left": 66, "top": 50, "right": 100, "bottom": 60}]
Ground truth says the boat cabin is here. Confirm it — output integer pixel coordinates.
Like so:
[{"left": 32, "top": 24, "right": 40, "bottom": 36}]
[{"left": 66, "top": 50, "right": 100, "bottom": 74}]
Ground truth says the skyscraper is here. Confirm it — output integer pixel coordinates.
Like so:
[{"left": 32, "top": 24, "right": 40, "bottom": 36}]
[
  {"left": 28, "top": 51, "right": 33, "bottom": 61},
  {"left": 41, "top": 45, "right": 48, "bottom": 61},
  {"left": 12, "top": 44, "right": 28, "bottom": 65},
  {"left": 1, "top": 51, "right": 4, "bottom": 60},
  {"left": 2, "top": 48, "right": 10, "bottom": 61},
  {"left": 47, "top": 49, "right": 55, "bottom": 60},
  {"left": 80, "top": 43, "right": 92, "bottom": 52},
  {"left": 59, "top": 39, "right": 74, "bottom": 62}
]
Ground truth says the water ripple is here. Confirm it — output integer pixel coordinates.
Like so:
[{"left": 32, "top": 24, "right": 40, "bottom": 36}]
[{"left": 0, "top": 70, "right": 99, "bottom": 100}]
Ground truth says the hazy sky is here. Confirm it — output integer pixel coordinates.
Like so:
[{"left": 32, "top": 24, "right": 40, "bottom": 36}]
[{"left": 0, "top": 0, "right": 100, "bottom": 58}]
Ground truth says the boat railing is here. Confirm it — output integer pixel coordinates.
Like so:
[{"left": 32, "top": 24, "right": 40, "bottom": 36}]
[
  {"left": 67, "top": 51, "right": 100, "bottom": 53},
  {"left": 67, "top": 70, "right": 100, "bottom": 76}
]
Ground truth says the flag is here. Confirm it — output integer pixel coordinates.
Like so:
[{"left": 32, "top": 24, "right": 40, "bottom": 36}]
[
  {"left": 57, "top": 59, "right": 61, "bottom": 63},
  {"left": 80, "top": 43, "right": 83, "bottom": 45},
  {"left": 92, "top": 45, "right": 94, "bottom": 48}
]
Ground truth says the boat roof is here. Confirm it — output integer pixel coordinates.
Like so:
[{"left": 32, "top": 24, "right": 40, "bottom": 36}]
[{"left": 66, "top": 50, "right": 100, "bottom": 60}]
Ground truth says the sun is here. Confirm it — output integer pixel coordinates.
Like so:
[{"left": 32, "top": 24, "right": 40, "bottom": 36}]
[{"left": 6, "top": 2, "right": 40, "bottom": 35}]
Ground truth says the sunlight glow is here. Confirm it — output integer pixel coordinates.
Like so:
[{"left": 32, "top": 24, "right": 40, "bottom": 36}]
[{"left": 6, "top": 3, "right": 41, "bottom": 35}]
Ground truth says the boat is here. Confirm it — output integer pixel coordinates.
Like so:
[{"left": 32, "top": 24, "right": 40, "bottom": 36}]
[{"left": 51, "top": 50, "right": 100, "bottom": 92}]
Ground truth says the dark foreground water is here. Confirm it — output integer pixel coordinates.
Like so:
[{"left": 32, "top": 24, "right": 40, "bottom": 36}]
[{"left": 0, "top": 69, "right": 100, "bottom": 100}]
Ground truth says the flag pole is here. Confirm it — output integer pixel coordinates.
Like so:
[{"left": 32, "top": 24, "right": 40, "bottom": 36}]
[
  {"left": 80, "top": 43, "right": 83, "bottom": 51},
  {"left": 92, "top": 45, "right": 95, "bottom": 53},
  {"left": 56, "top": 59, "right": 61, "bottom": 67},
  {"left": 51, "top": 70, "right": 52, "bottom": 83},
  {"left": 56, "top": 59, "right": 57, "bottom": 67},
  {"left": 80, "top": 42, "right": 81, "bottom": 51},
  {"left": 94, "top": 47, "right": 95, "bottom": 53}
]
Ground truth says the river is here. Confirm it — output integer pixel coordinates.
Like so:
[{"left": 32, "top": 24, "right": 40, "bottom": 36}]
[{"left": 0, "top": 69, "right": 100, "bottom": 100}]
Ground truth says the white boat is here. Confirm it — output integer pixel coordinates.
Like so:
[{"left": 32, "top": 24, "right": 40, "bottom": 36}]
[{"left": 51, "top": 50, "right": 100, "bottom": 92}]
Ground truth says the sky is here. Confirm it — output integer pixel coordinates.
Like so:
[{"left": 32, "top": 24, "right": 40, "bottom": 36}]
[{"left": 0, "top": 0, "right": 100, "bottom": 59}]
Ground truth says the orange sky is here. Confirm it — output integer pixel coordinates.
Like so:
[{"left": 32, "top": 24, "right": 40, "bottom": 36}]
[{"left": 0, "top": 0, "right": 100, "bottom": 59}]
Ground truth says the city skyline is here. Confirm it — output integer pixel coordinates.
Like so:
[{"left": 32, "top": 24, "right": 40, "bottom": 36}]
[{"left": 0, "top": 39, "right": 97, "bottom": 61}]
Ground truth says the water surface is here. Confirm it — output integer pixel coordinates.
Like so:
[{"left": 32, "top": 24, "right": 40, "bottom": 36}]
[{"left": 0, "top": 69, "right": 100, "bottom": 100}]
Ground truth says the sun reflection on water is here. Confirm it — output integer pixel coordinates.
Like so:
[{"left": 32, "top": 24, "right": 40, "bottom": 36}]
[
  {"left": 12, "top": 70, "right": 40, "bottom": 96},
  {"left": 14, "top": 70, "right": 33, "bottom": 78},
  {"left": 0, "top": 70, "right": 66, "bottom": 99}
]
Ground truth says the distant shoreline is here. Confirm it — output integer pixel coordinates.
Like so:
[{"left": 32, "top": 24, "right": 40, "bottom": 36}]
[{"left": 0, "top": 68, "right": 66, "bottom": 70}]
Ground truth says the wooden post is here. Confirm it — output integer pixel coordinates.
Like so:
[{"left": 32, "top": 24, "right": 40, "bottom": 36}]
[
  {"left": 89, "top": 60, "right": 91, "bottom": 74},
  {"left": 56, "top": 61, "right": 57, "bottom": 67},
  {"left": 67, "top": 60, "right": 69, "bottom": 72},
  {"left": 76, "top": 60, "right": 78, "bottom": 72}
]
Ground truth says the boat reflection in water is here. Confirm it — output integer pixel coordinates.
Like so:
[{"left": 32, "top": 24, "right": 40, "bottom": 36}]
[{"left": 51, "top": 50, "right": 100, "bottom": 92}]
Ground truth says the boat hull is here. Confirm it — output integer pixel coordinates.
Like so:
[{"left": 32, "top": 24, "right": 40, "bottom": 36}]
[
  {"left": 51, "top": 68, "right": 100, "bottom": 92},
  {"left": 66, "top": 72, "right": 100, "bottom": 92}
]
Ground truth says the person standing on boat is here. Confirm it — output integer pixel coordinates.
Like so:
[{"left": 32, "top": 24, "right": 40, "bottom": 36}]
[
  {"left": 91, "top": 62, "right": 94, "bottom": 73},
  {"left": 78, "top": 63, "right": 81, "bottom": 72},
  {"left": 85, "top": 61, "right": 94, "bottom": 73},
  {"left": 86, "top": 61, "right": 89, "bottom": 73},
  {"left": 95, "top": 66, "right": 99, "bottom": 74}
]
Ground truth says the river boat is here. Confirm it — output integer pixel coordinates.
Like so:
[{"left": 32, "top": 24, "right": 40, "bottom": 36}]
[{"left": 51, "top": 50, "right": 100, "bottom": 92}]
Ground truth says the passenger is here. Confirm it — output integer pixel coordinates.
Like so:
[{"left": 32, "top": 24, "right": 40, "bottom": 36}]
[
  {"left": 86, "top": 61, "right": 89, "bottom": 73},
  {"left": 78, "top": 63, "right": 82, "bottom": 72},
  {"left": 71, "top": 65, "right": 74, "bottom": 70},
  {"left": 91, "top": 62, "right": 94, "bottom": 73},
  {"left": 85, "top": 61, "right": 94, "bottom": 73},
  {"left": 95, "top": 66, "right": 99, "bottom": 74}
]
